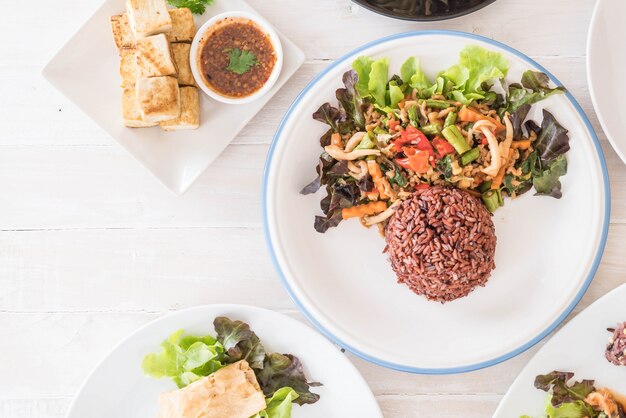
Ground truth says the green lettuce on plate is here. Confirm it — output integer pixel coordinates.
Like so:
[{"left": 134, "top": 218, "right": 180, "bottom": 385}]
[{"left": 142, "top": 317, "right": 321, "bottom": 417}]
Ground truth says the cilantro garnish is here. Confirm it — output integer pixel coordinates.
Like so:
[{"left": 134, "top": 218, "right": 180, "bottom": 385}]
[
  {"left": 167, "top": 0, "right": 213, "bottom": 15},
  {"left": 226, "top": 48, "right": 258, "bottom": 75}
]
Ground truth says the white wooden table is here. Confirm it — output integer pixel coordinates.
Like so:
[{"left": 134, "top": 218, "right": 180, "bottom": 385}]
[{"left": 2, "top": 0, "right": 624, "bottom": 416}]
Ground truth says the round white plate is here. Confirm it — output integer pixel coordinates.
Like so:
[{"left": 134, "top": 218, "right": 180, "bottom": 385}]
[
  {"left": 263, "top": 31, "right": 610, "bottom": 374},
  {"left": 494, "top": 284, "right": 626, "bottom": 417},
  {"left": 587, "top": 0, "right": 626, "bottom": 165},
  {"left": 66, "top": 305, "right": 382, "bottom": 417}
]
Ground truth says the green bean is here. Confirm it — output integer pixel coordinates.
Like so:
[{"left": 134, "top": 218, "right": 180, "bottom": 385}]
[
  {"left": 441, "top": 125, "right": 470, "bottom": 154},
  {"left": 420, "top": 124, "right": 442, "bottom": 136},
  {"left": 423, "top": 99, "right": 452, "bottom": 109},
  {"left": 460, "top": 147, "right": 480, "bottom": 166},
  {"left": 444, "top": 111, "right": 457, "bottom": 128},
  {"left": 482, "top": 190, "right": 501, "bottom": 213}
]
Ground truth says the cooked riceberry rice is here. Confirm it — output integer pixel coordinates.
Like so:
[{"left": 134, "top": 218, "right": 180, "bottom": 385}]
[
  {"left": 606, "top": 322, "right": 626, "bottom": 366},
  {"left": 385, "top": 186, "right": 496, "bottom": 302}
]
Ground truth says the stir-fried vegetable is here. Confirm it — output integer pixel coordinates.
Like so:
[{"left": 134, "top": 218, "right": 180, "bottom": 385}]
[
  {"left": 303, "top": 45, "right": 570, "bottom": 233},
  {"left": 521, "top": 371, "right": 626, "bottom": 418}
]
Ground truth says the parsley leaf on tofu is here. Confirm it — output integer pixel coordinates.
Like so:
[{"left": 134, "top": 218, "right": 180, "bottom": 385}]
[
  {"left": 227, "top": 48, "right": 258, "bottom": 75},
  {"left": 167, "top": 0, "right": 213, "bottom": 15}
]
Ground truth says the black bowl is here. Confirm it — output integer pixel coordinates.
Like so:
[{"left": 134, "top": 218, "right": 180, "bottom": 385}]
[{"left": 353, "top": 0, "right": 496, "bottom": 22}]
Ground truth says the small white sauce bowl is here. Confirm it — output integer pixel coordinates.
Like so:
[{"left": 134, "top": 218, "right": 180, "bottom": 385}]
[{"left": 190, "top": 11, "right": 283, "bottom": 105}]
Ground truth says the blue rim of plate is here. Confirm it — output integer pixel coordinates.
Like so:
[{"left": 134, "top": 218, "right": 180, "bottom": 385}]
[{"left": 262, "top": 30, "right": 611, "bottom": 374}]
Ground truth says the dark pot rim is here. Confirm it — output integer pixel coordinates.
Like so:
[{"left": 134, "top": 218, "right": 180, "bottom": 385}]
[{"left": 352, "top": 0, "right": 497, "bottom": 22}]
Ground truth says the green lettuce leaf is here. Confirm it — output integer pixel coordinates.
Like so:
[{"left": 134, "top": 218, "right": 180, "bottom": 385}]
[
  {"left": 214, "top": 316, "right": 266, "bottom": 369},
  {"left": 400, "top": 56, "right": 418, "bottom": 84},
  {"left": 457, "top": 44, "right": 509, "bottom": 95},
  {"left": 252, "top": 387, "right": 300, "bottom": 418},
  {"left": 256, "top": 353, "right": 322, "bottom": 405},
  {"left": 389, "top": 81, "right": 404, "bottom": 109},
  {"left": 142, "top": 329, "right": 224, "bottom": 388},
  {"left": 352, "top": 56, "right": 373, "bottom": 98},
  {"left": 368, "top": 58, "right": 389, "bottom": 105},
  {"left": 440, "top": 64, "right": 469, "bottom": 90},
  {"left": 545, "top": 399, "right": 597, "bottom": 418}
]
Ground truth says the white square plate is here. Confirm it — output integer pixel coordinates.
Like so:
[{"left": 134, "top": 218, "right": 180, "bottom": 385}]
[{"left": 43, "top": 0, "right": 304, "bottom": 194}]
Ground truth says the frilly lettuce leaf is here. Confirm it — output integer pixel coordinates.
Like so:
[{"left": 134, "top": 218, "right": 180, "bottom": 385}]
[
  {"left": 256, "top": 353, "right": 322, "bottom": 405},
  {"left": 336, "top": 70, "right": 365, "bottom": 129},
  {"left": 214, "top": 316, "right": 266, "bottom": 369},
  {"left": 141, "top": 329, "right": 224, "bottom": 388},
  {"left": 533, "top": 155, "right": 567, "bottom": 198},
  {"left": 534, "top": 109, "right": 570, "bottom": 164},
  {"left": 252, "top": 387, "right": 300, "bottom": 418},
  {"left": 300, "top": 153, "right": 348, "bottom": 195},
  {"left": 312, "top": 103, "right": 352, "bottom": 135},
  {"left": 534, "top": 371, "right": 596, "bottom": 407},
  {"left": 505, "top": 71, "right": 565, "bottom": 113},
  {"left": 314, "top": 179, "right": 360, "bottom": 233},
  {"left": 509, "top": 104, "right": 531, "bottom": 139}
]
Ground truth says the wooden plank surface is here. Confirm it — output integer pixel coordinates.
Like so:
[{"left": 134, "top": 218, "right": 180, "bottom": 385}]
[{"left": 2, "top": 0, "right": 623, "bottom": 416}]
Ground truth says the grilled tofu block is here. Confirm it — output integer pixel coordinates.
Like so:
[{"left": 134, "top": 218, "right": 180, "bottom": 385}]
[
  {"left": 171, "top": 43, "right": 195, "bottom": 86},
  {"left": 160, "top": 87, "right": 200, "bottom": 131},
  {"left": 167, "top": 8, "right": 195, "bottom": 43},
  {"left": 136, "top": 76, "right": 181, "bottom": 123},
  {"left": 110, "top": 14, "right": 136, "bottom": 49},
  {"left": 122, "top": 87, "right": 156, "bottom": 128},
  {"left": 125, "top": 0, "right": 172, "bottom": 38},
  {"left": 119, "top": 48, "right": 139, "bottom": 88},
  {"left": 158, "top": 361, "right": 266, "bottom": 418},
  {"left": 136, "top": 34, "right": 177, "bottom": 77}
]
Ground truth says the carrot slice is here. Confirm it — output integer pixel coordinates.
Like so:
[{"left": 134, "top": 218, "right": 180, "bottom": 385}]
[
  {"left": 458, "top": 106, "right": 505, "bottom": 132},
  {"left": 341, "top": 201, "right": 388, "bottom": 220}
]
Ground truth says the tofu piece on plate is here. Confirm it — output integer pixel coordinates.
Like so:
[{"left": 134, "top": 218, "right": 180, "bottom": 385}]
[
  {"left": 122, "top": 87, "right": 156, "bottom": 128},
  {"left": 160, "top": 87, "right": 200, "bottom": 131},
  {"left": 136, "top": 76, "right": 181, "bottom": 123},
  {"left": 110, "top": 14, "right": 136, "bottom": 49},
  {"left": 168, "top": 8, "right": 195, "bottom": 43},
  {"left": 136, "top": 34, "right": 177, "bottom": 77},
  {"left": 171, "top": 43, "right": 195, "bottom": 86},
  {"left": 119, "top": 48, "right": 139, "bottom": 88},
  {"left": 158, "top": 360, "right": 266, "bottom": 418},
  {"left": 125, "top": 0, "right": 172, "bottom": 38}
]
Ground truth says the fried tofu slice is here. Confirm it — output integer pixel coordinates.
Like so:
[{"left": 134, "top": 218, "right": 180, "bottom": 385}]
[
  {"left": 119, "top": 49, "right": 139, "bottom": 88},
  {"left": 158, "top": 361, "right": 266, "bottom": 418},
  {"left": 171, "top": 43, "right": 195, "bottom": 86},
  {"left": 136, "top": 76, "right": 180, "bottom": 123},
  {"left": 136, "top": 34, "right": 177, "bottom": 78},
  {"left": 168, "top": 8, "right": 195, "bottom": 43},
  {"left": 160, "top": 87, "right": 200, "bottom": 131},
  {"left": 110, "top": 14, "right": 135, "bottom": 50},
  {"left": 125, "top": 0, "right": 172, "bottom": 38},
  {"left": 122, "top": 87, "right": 157, "bottom": 128}
]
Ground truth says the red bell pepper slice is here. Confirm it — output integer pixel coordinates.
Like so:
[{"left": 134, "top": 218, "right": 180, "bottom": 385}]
[
  {"left": 393, "top": 125, "right": 429, "bottom": 152},
  {"left": 387, "top": 119, "right": 401, "bottom": 131},
  {"left": 396, "top": 147, "right": 431, "bottom": 173},
  {"left": 432, "top": 136, "right": 455, "bottom": 159}
]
